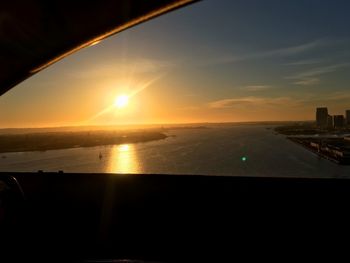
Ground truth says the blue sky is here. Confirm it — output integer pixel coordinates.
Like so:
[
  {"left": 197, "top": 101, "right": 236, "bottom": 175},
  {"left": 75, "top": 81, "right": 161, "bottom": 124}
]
[{"left": 1, "top": 0, "right": 350, "bottom": 127}]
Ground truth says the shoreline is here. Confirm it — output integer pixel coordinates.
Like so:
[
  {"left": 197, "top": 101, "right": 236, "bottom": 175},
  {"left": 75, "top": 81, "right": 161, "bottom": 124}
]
[
  {"left": 0, "top": 131, "right": 167, "bottom": 154},
  {"left": 275, "top": 125, "right": 350, "bottom": 165},
  {"left": 288, "top": 137, "right": 341, "bottom": 164}
]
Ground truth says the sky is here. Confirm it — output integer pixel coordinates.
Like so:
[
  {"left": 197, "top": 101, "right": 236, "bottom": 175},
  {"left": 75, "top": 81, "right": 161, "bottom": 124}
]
[{"left": 1, "top": 0, "right": 350, "bottom": 128}]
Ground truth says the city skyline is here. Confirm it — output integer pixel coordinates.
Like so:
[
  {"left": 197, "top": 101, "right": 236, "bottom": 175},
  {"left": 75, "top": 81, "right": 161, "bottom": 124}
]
[
  {"left": 316, "top": 106, "right": 350, "bottom": 128},
  {"left": 1, "top": 0, "right": 350, "bottom": 128}
]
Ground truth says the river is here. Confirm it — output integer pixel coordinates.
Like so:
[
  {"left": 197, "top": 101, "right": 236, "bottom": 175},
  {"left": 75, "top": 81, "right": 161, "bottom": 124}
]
[{"left": 1, "top": 124, "right": 350, "bottom": 178}]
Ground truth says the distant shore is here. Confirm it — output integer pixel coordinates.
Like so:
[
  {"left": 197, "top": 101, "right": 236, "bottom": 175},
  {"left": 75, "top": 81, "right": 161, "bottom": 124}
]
[
  {"left": 274, "top": 123, "right": 350, "bottom": 136},
  {"left": 0, "top": 130, "right": 167, "bottom": 153},
  {"left": 0, "top": 121, "right": 308, "bottom": 135}
]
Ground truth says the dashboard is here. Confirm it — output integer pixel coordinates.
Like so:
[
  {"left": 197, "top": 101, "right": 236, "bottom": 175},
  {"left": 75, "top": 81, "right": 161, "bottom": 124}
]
[{"left": 0, "top": 172, "right": 349, "bottom": 262}]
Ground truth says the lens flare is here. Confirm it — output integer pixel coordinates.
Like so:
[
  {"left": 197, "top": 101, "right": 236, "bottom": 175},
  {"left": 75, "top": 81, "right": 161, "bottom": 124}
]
[{"left": 114, "top": 95, "right": 129, "bottom": 108}]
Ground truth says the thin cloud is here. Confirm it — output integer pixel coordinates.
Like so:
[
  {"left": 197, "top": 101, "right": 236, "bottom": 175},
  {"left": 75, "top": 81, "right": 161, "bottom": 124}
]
[
  {"left": 288, "top": 63, "right": 350, "bottom": 86},
  {"left": 208, "top": 96, "right": 298, "bottom": 109},
  {"left": 208, "top": 91, "right": 350, "bottom": 111},
  {"left": 266, "top": 39, "right": 325, "bottom": 56},
  {"left": 284, "top": 59, "right": 322, "bottom": 66},
  {"left": 242, "top": 85, "right": 272, "bottom": 91},
  {"left": 293, "top": 78, "right": 320, "bottom": 86},
  {"left": 201, "top": 39, "right": 328, "bottom": 66},
  {"left": 292, "top": 63, "right": 349, "bottom": 78}
]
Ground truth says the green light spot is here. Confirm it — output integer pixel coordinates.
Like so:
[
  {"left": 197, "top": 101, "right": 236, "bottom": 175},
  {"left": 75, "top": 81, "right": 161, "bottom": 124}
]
[{"left": 241, "top": 156, "right": 247, "bottom": 161}]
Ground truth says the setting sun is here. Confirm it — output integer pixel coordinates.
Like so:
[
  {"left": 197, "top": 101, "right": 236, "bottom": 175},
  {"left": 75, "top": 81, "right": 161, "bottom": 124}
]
[{"left": 114, "top": 95, "right": 129, "bottom": 108}]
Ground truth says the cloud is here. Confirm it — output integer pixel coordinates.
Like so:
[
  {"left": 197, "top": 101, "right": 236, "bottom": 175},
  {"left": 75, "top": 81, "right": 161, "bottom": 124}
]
[
  {"left": 206, "top": 91, "right": 350, "bottom": 115},
  {"left": 293, "top": 78, "right": 320, "bottom": 86},
  {"left": 201, "top": 39, "right": 327, "bottom": 66},
  {"left": 265, "top": 39, "right": 325, "bottom": 57},
  {"left": 208, "top": 96, "right": 297, "bottom": 109},
  {"left": 287, "top": 63, "right": 350, "bottom": 86},
  {"left": 242, "top": 85, "right": 272, "bottom": 91},
  {"left": 293, "top": 63, "right": 349, "bottom": 78},
  {"left": 284, "top": 59, "right": 322, "bottom": 66}
]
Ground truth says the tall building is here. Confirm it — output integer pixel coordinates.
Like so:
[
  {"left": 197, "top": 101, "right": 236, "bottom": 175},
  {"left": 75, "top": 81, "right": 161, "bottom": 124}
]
[
  {"left": 346, "top": 110, "right": 350, "bottom": 125},
  {"left": 316, "top": 107, "right": 328, "bottom": 127},
  {"left": 327, "top": 115, "right": 333, "bottom": 129},
  {"left": 333, "top": 115, "right": 344, "bottom": 128}
]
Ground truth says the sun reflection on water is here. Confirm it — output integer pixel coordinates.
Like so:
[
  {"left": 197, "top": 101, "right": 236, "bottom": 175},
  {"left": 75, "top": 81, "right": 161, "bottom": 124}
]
[{"left": 107, "top": 144, "right": 141, "bottom": 174}]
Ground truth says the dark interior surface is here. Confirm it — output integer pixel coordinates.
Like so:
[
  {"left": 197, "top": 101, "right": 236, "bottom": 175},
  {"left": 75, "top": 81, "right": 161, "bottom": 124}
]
[{"left": 1, "top": 172, "right": 349, "bottom": 262}]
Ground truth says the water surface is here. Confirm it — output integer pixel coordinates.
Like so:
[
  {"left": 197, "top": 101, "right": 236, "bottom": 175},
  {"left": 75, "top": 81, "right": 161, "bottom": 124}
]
[{"left": 1, "top": 125, "right": 350, "bottom": 178}]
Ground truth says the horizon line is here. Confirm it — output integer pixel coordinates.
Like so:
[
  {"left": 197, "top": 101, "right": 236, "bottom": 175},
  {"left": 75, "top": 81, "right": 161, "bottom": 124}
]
[{"left": 0, "top": 120, "right": 315, "bottom": 130}]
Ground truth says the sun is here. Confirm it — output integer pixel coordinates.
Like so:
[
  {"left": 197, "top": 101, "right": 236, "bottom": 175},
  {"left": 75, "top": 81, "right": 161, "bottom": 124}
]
[{"left": 114, "top": 95, "right": 129, "bottom": 108}]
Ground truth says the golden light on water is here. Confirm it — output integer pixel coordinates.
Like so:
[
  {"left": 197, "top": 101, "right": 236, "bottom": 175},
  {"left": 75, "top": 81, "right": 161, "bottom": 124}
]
[
  {"left": 107, "top": 144, "right": 141, "bottom": 174},
  {"left": 118, "top": 144, "right": 130, "bottom": 152}
]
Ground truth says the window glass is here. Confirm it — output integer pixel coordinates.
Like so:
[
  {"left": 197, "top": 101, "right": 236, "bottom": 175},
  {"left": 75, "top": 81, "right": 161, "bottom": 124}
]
[{"left": 1, "top": 0, "right": 350, "bottom": 177}]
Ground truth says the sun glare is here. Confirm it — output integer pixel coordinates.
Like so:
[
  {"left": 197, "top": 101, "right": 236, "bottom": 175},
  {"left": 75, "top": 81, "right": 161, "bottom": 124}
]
[{"left": 114, "top": 95, "right": 129, "bottom": 108}]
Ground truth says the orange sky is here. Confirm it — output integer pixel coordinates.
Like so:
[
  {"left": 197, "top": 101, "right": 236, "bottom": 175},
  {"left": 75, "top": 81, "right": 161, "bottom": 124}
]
[{"left": 1, "top": 0, "right": 350, "bottom": 128}]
